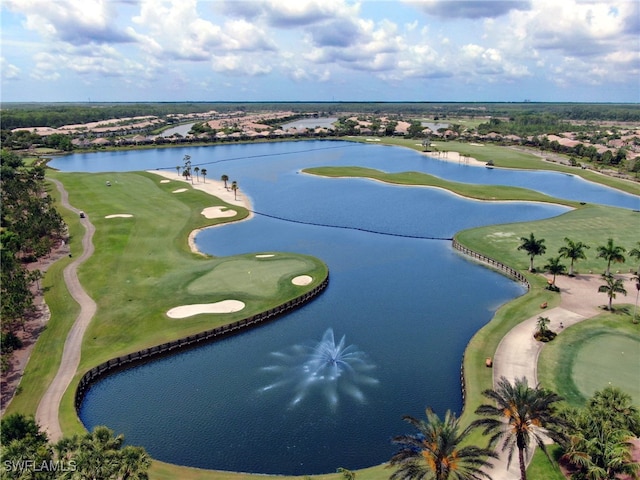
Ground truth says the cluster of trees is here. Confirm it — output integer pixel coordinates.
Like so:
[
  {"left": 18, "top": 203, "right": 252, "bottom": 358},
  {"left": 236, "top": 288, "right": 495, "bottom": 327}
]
[
  {"left": 0, "top": 103, "right": 235, "bottom": 130},
  {"left": 519, "top": 235, "right": 639, "bottom": 313},
  {"left": 525, "top": 135, "right": 630, "bottom": 168},
  {"left": 176, "top": 155, "right": 241, "bottom": 200},
  {"left": 389, "top": 379, "right": 640, "bottom": 480},
  {"left": 477, "top": 115, "right": 579, "bottom": 137},
  {"left": 1, "top": 413, "right": 150, "bottom": 479},
  {"left": 519, "top": 234, "right": 638, "bottom": 276},
  {"left": 1, "top": 150, "right": 66, "bottom": 372},
  {"left": 3, "top": 101, "right": 639, "bottom": 131},
  {"left": 0, "top": 131, "right": 74, "bottom": 152}
]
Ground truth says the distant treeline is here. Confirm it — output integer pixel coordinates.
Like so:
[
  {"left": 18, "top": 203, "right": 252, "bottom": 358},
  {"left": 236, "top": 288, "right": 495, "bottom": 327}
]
[{"left": 1, "top": 102, "right": 638, "bottom": 129}]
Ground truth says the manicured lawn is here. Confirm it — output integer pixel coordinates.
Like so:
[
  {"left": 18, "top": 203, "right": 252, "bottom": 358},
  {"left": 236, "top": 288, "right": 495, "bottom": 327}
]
[
  {"left": 456, "top": 204, "right": 639, "bottom": 275},
  {"left": 9, "top": 170, "right": 327, "bottom": 436},
  {"left": 188, "top": 256, "right": 318, "bottom": 298},
  {"left": 537, "top": 311, "right": 640, "bottom": 407},
  {"left": 304, "top": 166, "right": 580, "bottom": 207}
]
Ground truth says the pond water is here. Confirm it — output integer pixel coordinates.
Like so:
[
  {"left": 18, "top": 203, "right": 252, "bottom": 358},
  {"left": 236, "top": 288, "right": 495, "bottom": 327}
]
[
  {"left": 281, "top": 117, "right": 338, "bottom": 129},
  {"left": 50, "top": 141, "right": 636, "bottom": 475},
  {"left": 161, "top": 123, "right": 195, "bottom": 137}
]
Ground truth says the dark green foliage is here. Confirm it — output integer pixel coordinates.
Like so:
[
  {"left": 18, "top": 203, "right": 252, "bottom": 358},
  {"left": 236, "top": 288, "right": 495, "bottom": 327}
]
[
  {"left": 518, "top": 233, "right": 546, "bottom": 272},
  {"left": 477, "top": 114, "right": 575, "bottom": 136},
  {"left": 1, "top": 414, "right": 48, "bottom": 445},
  {"left": 1, "top": 150, "right": 65, "bottom": 368},
  {"left": 559, "top": 387, "right": 640, "bottom": 480},
  {"left": 0, "top": 417, "right": 151, "bottom": 480},
  {"left": 0, "top": 331, "right": 23, "bottom": 354}
]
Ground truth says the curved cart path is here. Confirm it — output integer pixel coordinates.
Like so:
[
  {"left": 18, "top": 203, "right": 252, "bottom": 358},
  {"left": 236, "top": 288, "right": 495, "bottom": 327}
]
[
  {"left": 36, "top": 179, "right": 97, "bottom": 442},
  {"left": 488, "top": 273, "right": 634, "bottom": 479}
]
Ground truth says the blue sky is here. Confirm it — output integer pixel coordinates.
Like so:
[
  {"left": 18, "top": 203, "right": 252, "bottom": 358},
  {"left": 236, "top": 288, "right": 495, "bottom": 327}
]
[{"left": 1, "top": 0, "right": 639, "bottom": 103}]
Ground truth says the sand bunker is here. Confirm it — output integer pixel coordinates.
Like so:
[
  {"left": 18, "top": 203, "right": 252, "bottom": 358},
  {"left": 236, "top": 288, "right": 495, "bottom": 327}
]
[
  {"left": 292, "top": 275, "right": 313, "bottom": 286},
  {"left": 104, "top": 214, "right": 133, "bottom": 218},
  {"left": 256, "top": 254, "right": 275, "bottom": 258},
  {"left": 160, "top": 179, "right": 170, "bottom": 183},
  {"left": 201, "top": 206, "right": 237, "bottom": 219},
  {"left": 172, "top": 188, "right": 188, "bottom": 193},
  {"left": 167, "top": 300, "right": 246, "bottom": 318}
]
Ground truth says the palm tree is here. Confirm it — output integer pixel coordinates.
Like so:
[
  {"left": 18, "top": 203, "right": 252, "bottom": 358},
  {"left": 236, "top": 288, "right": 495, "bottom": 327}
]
[
  {"left": 598, "top": 273, "right": 627, "bottom": 310},
  {"left": 559, "top": 388, "right": 640, "bottom": 480},
  {"left": 561, "top": 408, "right": 639, "bottom": 480},
  {"left": 56, "top": 426, "right": 123, "bottom": 479},
  {"left": 558, "top": 237, "right": 589, "bottom": 276},
  {"left": 588, "top": 386, "right": 640, "bottom": 434},
  {"left": 629, "top": 241, "right": 640, "bottom": 274},
  {"left": 543, "top": 256, "right": 566, "bottom": 288},
  {"left": 231, "top": 180, "right": 238, "bottom": 200},
  {"left": 389, "top": 408, "right": 497, "bottom": 480},
  {"left": 221, "top": 174, "right": 229, "bottom": 189},
  {"left": 175, "top": 165, "right": 181, "bottom": 176},
  {"left": 117, "top": 445, "right": 152, "bottom": 480},
  {"left": 473, "top": 377, "right": 566, "bottom": 480},
  {"left": 201, "top": 168, "right": 207, "bottom": 183},
  {"left": 194, "top": 166, "right": 200, "bottom": 182},
  {"left": 631, "top": 273, "right": 640, "bottom": 323},
  {"left": 183, "top": 155, "right": 193, "bottom": 184},
  {"left": 518, "top": 233, "right": 546, "bottom": 272},
  {"left": 536, "top": 316, "right": 550, "bottom": 335},
  {"left": 596, "top": 238, "right": 626, "bottom": 275}
]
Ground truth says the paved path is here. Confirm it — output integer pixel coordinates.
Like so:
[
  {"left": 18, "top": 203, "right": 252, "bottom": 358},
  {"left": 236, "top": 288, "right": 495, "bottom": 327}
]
[
  {"left": 36, "top": 179, "right": 97, "bottom": 442},
  {"left": 487, "top": 274, "right": 631, "bottom": 479}
]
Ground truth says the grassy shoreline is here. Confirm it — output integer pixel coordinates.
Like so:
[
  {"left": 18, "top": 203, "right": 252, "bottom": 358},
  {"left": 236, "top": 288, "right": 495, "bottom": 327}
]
[{"left": 7, "top": 140, "right": 639, "bottom": 479}]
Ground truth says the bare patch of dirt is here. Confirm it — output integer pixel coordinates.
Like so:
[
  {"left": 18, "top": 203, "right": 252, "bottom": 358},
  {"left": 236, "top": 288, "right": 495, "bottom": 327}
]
[{"left": 1, "top": 240, "right": 70, "bottom": 414}]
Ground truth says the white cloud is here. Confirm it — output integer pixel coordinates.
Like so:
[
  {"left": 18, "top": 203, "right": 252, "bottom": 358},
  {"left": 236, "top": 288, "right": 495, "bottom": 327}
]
[
  {"left": 4, "top": 0, "right": 134, "bottom": 45},
  {"left": 0, "top": 0, "right": 637, "bottom": 101},
  {"left": 1, "top": 58, "right": 21, "bottom": 80},
  {"left": 409, "top": 0, "right": 532, "bottom": 19},
  {"left": 131, "top": 0, "right": 276, "bottom": 62},
  {"left": 211, "top": 54, "right": 272, "bottom": 76},
  {"left": 220, "top": 0, "right": 360, "bottom": 28}
]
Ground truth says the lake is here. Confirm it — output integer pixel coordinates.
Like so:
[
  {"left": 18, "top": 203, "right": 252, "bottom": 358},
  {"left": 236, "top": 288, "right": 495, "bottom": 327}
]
[{"left": 50, "top": 141, "right": 634, "bottom": 474}]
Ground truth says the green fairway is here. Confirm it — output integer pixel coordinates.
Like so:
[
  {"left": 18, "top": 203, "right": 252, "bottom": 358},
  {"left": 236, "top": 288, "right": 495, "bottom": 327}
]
[
  {"left": 538, "top": 312, "right": 640, "bottom": 407},
  {"left": 304, "top": 165, "right": 581, "bottom": 207},
  {"left": 456, "top": 204, "right": 639, "bottom": 275},
  {"left": 9, "top": 170, "right": 328, "bottom": 436}
]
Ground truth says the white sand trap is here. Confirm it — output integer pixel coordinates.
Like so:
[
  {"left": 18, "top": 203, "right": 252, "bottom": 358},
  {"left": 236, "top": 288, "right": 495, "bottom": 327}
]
[
  {"left": 167, "top": 300, "right": 246, "bottom": 318},
  {"left": 104, "top": 214, "right": 133, "bottom": 219},
  {"left": 292, "top": 275, "right": 313, "bottom": 286},
  {"left": 172, "top": 188, "right": 188, "bottom": 193},
  {"left": 160, "top": 179, "right": 170, "bottom": 183},
  {"left": 256, "top": 254, "right": 275, "bottom": 258},
  {"left": 201, "top": 206, "right": 237, "bottom": 219}
]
